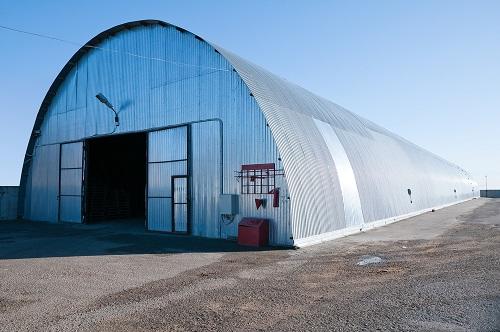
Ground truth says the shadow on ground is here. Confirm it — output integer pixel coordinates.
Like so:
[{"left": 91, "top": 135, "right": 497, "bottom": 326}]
[{"left": 0, "top": 219, "right": 286, "bottom": 259}]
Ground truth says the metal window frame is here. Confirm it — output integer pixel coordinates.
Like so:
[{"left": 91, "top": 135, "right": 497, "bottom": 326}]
[
  {"left": 58, "top": 141, "right": 85, "bottom": 223},
  {"left": 171, "top": 175, "right": 190, "bottom": 234},
  {"left": 146, "top": 124, "right": 191, "bottom": 234},
  {"left": 54, "top": 123, "right": 196, "bottom": 232}
]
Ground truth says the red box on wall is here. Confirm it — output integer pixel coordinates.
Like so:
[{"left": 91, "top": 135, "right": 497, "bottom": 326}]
[{"left": 238, "top": 218, "right": 269, "bottom": 247}]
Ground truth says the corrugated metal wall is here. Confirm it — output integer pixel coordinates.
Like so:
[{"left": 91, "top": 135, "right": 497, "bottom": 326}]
[
  {"left": 24, "top": 24, "right": 292, "bottom": 245},
  {"left": 147, "top": 127, "right": 188, "bottom": 232},
  {"left": 191, "top": 121, "right": 221, "bottom": 238},
  {"left": 314, "top": 119, "right": 364, "bottom": 228},
  {"left": 26, "top": 144, "right": 59, "bottom": 222},
  {"left": 215, "top": 46, "right": 478, "bottom": 246},
  {"left": 0, "top": 186, "right": 19, "bottom": 221},
  {"left": 23, "top": 20, "right": 477, "bottom": 247},
  {"left": 59, "top": 142, "right": 83, "bottom": 223}
]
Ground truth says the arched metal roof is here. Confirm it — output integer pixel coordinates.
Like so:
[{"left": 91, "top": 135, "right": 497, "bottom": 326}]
[
  {"left": 19, "top": 20, "right": 476, "bottom": 245},
  {"left": 212, "top": 46, "right": 476, "bottom": 243}
]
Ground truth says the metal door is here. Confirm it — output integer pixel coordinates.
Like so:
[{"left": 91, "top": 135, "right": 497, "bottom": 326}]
[
  {"left": 172, "top": 176, "right": 188, "bottom": 233},
  {"left": 59, "top": 141, "right": 84, "bottom": 223},
  {"left": 147, "top": 126, "right": 189, "bottom": 232}
]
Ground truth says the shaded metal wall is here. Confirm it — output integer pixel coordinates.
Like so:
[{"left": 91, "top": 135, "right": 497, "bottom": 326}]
[
  {"left": 0, "top": 186, "right": 19, "bottom": 221},
  {"left": 25, "top": 144, "right": 59, "bottom": 222},
  {"left": 59, "top": 142, "right": 83, "bottom": 223},
  {"left": 480, "top": 190, "right": 500, "bottom": 198},
  {"left": 23, "top": 24, "right": 292, "bottom": 245}
]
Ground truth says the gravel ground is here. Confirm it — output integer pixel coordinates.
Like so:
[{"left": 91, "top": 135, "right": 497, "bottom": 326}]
[{"left": 1, "top": 198, "right": 499, "bottom": 331}]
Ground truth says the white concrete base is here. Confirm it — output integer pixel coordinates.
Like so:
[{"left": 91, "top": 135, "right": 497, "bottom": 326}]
[{"left": 293, "top": 197, "right": 477, "bottom": 248}]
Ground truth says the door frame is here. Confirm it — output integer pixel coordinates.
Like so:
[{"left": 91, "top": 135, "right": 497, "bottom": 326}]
[
  {"left": 82, "top": 132, "right": 148, "bottom": 225},
  {"left": 57, "top": 141, "right": 85, "bottom": 223},
  {"left": 146, "top": 125, "right": 191, "bottom": 234},
  {"left": 171, "top": 175, "right": 190, "bottom": 234}
]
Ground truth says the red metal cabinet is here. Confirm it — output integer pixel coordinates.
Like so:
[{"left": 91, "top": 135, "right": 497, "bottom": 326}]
[{"left": 238, "top": 218, "right": 269, "bottom": 247}]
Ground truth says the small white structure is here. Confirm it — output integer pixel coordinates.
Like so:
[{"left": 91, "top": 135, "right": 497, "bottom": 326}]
[
  {"left": 18, "top": 20, "right": 477, "bottom": 246},
  {"left": 0, "top": 186, "right": 18, "bottom": 221}
]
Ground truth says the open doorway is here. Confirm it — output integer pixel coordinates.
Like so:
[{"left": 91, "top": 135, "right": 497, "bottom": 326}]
[{"left": 85, "top": 133, "right": 147, "bottom": 225}]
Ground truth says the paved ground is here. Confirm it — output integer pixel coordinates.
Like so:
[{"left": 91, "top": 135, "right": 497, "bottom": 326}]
[{"left": 1, "top": 198, "right": 499, "bottom": 331}]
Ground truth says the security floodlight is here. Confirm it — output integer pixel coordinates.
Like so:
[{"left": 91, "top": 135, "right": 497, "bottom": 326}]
[{"left": 96, "top": 93, "right": 119, "bottom": 126}]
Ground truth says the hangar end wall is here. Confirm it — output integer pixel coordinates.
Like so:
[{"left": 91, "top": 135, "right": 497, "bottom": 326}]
[{"left": 22, "top": 24, "right": 292, "bottom": 246}]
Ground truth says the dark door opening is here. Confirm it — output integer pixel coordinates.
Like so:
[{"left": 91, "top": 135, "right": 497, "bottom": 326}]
[{"left": 85, "top": 133, "right": 147, "bottom": 224}]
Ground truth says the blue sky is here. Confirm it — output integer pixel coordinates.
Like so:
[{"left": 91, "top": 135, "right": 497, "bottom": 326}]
[{"left": 0, "top": 0, "right": 499, "bottom": 188}]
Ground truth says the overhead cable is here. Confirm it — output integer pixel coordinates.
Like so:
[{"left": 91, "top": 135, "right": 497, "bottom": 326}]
[{"left": 0, "top": 24, "right": 229, "bottom": 72}]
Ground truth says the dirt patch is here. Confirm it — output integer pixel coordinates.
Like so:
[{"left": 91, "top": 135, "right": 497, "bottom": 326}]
[
  {"left": 0, "top": 297, "right": 36, "bottom": 313},
  {"left": 80, "top": 219, "right": 499, "bottom": 331}
]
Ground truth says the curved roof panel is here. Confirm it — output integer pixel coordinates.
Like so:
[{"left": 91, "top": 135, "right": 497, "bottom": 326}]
[{"left": 210, "top": 45, "right": 476, "bottom": 243}]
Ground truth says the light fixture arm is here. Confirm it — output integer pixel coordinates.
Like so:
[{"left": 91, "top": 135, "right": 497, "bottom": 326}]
[{"left": 96, "top": 93, "right": 119, "bottom": 127}]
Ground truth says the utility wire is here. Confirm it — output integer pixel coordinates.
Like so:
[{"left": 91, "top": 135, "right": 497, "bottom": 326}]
[
  {"left": 0, "top": 24, "right": 230, "bottom": 72},
  {"left": 0, "top": 24, "right": 82, "bottom": 46}
]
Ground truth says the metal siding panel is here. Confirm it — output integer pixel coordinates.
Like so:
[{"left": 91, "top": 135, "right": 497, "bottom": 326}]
[
  {"left": 148, "top": 127, "right": 187, "bottom": 162},
  {"left": 29, "top": 145, "right": 47, "bottom": 221},
  {"left": 191, "top": 121, "right": 221, "bottom": 238},
  {"left": 57, "top": 109, "right": 83, "bottom": 143},
  {"left": 148, "top": 161, "right": 187, "bottom": 197},
  {"left": 66, "top": 67, "right": 78, "bottom": 111},
  {"left": 59, "top": 196, "right": 81, "bottom": 223},
  {"left": 76, "top": 59, "right": 88, "bottom": 109},
  {"left": 147, "top": 127, "right": 188, "bottom": 232},
  {"left": 273, "top": 108, "right": 345, "bottom": 239},
  {"left": 29, "top": 145, "right": 46, "bottom": 220},
  {"left": 60, "top": 142, "right": 83, "bottom": 168},
  {"left": 47, "top": 144, "right": 60, "bottom": 222},
  {"left": 60, "top": 142, "right": 82, "bottom": 223},
  {"left": 173, "top": 178, "right": 187, "bottom": 203},
  {"left": 23, "top": 164, "right": 33, "bottom": 219},
  {"left": 147, "top": 198, "right": 172, "bottom": 232},
  {"left": 0, "top": 187, "right": 19, "bottom": 220},
  {"left": 190, "top": 78, "right": 292, "bottom": 244},
  {"left": 28, "top": 144, "right": 59, "bottom": 222},
  {"left": 214, "top": 45, "right": 477, "bottom": 245},
  {"left": 174, "top": 204, "right": 188, "bottom": 232},
  {"left": 314, "top": 119, "right": 364, "bottom": 228},
  {"left": 60, "top": 169, "right": 82, "bottom": 196}
]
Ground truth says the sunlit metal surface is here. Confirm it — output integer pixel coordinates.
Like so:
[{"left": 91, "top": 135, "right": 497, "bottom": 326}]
[
  {"left": 314, "top": 119, "right": 364, "bottom": 228},
  {"left": 147, "top": 127, "right": 187, "bottom": 232},
  {"left": 19, "top": 20, "right": 476, "bottom": 246},
  {"left": 214, "top": 45, "right": 478, "bottom": 245},
  {"left": 21, "top": 21, "right": 291, "bottom": 245}
]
